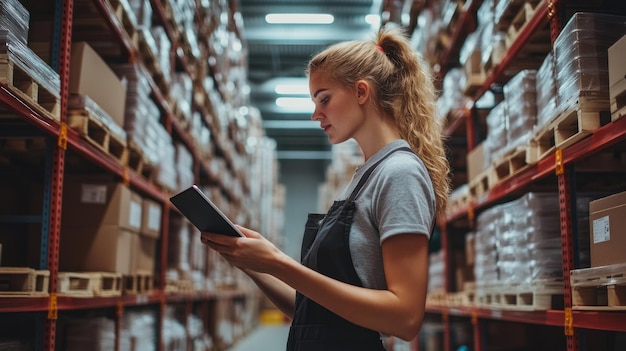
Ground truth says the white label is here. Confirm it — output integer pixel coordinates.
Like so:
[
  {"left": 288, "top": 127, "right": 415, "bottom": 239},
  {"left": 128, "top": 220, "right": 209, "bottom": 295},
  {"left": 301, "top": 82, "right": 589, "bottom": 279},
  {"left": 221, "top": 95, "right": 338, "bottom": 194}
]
[
  {"left": 148, "top": 204, "right": 162, "bottom": 231},
  {"left": 592, "top": 216, "right": 610, "bottom": 244},
  {"left": 80, "top": 184, "right": 107, "bottom": 204},
  {"left": 129, "top": 201, "right": 142, "bottom": 229}
]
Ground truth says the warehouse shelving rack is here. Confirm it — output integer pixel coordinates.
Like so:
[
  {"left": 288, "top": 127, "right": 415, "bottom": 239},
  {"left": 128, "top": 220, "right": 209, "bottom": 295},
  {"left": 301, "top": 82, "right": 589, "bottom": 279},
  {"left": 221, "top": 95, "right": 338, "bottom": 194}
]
[
  {"left": 428, "top": 0, "right": 626, "bottom": 350},
  {"left": 0, "top": 0, "right": 256, "bottom": 350}
]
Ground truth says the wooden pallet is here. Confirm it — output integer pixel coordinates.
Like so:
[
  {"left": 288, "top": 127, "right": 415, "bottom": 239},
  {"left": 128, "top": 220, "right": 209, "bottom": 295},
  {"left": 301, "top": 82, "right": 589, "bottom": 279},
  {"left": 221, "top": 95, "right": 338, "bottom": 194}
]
[
  {"left": 426, "top": 290, "right": 448, "bottom": 307},
  {"left": 0, "top": 267, "right": 49, "bottom": 297},
  {"left": 476, "top": 279, "right": 563, "bottom": 311},
  {"left": 505, "top": 0, "right": 542, "bottom": 48},
  {"left": 446, "top": 185, "right": 470, "bottom": 218},
  {"left": 68, "top": 110, "right": 128, "bottom": 164},
  {"left": 58, "top": 271, "right": 123, "bottom": 297},
  {"left": 527, "top": 97, "right": 611, "bottom": 163},
  {"left": 447, "top": 290, "right": 476, "bottom": 308},
  {"left": 0, "top": 57, "right": 60, "bottom": 121},
  {"left": 463, "top": 50, "right": 487, "bottom": 96},
  {"left": 492, "top": 145, "right": 530, "bottom": 184},
  {"left": 571, "top": 263, "right": 626, "bottom": 311},
  {"left": 123, "top": 272, "right": 154, "bottom": 295},
  {"left": 165, "top": 279, "right": 195, "bottom": 295},
  {"left": 468, "top": 166, "right": 496, "bottom": 200},
  {"left": 108, "top": 0, "right": 139, "bottom": 47},
  {"left": 126, "top": 140, "right": 157, "bottom": 182}
]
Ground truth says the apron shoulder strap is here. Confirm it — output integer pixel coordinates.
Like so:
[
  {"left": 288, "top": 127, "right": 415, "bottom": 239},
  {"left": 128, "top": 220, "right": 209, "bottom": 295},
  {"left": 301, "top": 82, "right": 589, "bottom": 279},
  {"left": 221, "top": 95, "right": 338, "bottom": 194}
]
[{"left": 346, "top": 146, "right": 413, "bottom": 202}]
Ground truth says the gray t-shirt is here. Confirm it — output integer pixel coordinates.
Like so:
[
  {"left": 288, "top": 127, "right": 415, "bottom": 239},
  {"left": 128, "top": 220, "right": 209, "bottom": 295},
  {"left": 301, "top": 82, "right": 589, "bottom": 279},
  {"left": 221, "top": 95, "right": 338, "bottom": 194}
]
[{"left": 336, "top": 139, "right": 436, "bottom": 290}]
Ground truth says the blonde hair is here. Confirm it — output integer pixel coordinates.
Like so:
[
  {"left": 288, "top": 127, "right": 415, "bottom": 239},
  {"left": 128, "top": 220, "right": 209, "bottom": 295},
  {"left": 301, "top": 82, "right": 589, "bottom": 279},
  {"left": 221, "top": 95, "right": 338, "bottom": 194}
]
[{"left": 307, "top": 26, "right": 450, "bottom": 216}]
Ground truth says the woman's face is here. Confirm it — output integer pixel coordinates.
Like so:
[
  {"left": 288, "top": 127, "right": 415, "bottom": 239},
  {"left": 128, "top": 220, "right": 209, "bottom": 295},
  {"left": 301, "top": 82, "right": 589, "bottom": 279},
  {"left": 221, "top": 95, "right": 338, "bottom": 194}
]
[{"left": 309, "top": 71, "right": 364, "bottom": 144}]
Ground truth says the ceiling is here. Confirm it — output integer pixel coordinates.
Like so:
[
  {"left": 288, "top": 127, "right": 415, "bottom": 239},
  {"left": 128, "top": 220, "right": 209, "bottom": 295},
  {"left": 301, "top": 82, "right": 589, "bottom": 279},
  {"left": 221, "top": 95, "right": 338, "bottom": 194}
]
[{"left": 238, "top": 0, "right": 383, "bottom": 160}]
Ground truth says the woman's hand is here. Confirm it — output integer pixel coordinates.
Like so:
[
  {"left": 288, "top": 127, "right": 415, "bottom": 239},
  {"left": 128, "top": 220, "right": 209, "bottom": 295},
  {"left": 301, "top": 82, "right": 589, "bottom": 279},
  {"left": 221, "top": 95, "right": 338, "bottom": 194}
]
[{"left": 201, "top": 226, "right": 286, "bottom": 275}]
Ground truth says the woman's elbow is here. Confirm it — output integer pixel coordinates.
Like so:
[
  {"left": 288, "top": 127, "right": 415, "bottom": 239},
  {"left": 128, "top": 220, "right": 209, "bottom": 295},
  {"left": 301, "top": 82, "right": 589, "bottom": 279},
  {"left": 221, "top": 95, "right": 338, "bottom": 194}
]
[{"left": 394, "top": 315, "right": 424, "bottom": 341}]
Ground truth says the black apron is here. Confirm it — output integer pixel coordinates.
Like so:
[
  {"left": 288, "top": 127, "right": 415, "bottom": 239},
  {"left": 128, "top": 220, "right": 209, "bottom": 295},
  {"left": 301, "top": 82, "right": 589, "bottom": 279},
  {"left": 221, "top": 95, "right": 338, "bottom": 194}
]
[{"left": 286, "top": 147, "right": 412, "bottom": 351}]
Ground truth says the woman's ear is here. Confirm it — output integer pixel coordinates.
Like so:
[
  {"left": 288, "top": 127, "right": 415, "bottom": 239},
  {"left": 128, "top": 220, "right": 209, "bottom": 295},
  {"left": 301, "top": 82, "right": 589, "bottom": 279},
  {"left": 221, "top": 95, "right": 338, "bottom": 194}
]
[{"left": 355, "top": 80, "right": 370, "bottom": 104}]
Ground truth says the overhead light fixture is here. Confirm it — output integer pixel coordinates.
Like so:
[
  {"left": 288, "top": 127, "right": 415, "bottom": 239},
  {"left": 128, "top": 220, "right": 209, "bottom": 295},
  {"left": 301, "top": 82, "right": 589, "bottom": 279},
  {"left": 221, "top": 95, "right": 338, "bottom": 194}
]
[
  {"left": 365, "top": 14, "right": 380, "bottom": 27},
  {"left": 275, "top": 84, "right": 310, "bottom": 95},
  {"left": 275, "top": 97, "right": 314, "bottom": 110},
  {"left": 265, "top": 13, "right": 334, "bottom": 24}
]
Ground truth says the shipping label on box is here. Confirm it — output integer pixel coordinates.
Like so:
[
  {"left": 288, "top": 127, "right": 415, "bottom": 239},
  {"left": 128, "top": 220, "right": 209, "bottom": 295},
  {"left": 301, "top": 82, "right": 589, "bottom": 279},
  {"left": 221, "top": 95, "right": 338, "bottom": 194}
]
[
  {"left": 129, "top": 197, "right": 142, "bottom": 230},
  {"left": 63, "top": 177, "right": 142, "bottom": 231},
  {"left": 80, "top": 184, "right": 108, "bottom": 204},
  {"left": 592, "top": 216, "right": 610, "bottom": 243}
]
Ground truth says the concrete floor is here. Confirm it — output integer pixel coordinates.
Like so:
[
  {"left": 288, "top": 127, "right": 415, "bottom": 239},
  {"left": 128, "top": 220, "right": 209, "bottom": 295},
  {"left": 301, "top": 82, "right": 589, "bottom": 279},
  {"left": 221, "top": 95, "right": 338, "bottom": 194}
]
[{"left": 227, "top": 324, "right": 290, "bottom": 351}]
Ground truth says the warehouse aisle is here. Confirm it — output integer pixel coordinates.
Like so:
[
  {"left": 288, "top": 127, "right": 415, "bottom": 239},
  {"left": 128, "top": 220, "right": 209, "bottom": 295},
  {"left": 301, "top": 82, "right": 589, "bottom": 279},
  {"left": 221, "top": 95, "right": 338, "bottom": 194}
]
[{"left": 228, "top": 323, "right": 290, "bottom": 351}]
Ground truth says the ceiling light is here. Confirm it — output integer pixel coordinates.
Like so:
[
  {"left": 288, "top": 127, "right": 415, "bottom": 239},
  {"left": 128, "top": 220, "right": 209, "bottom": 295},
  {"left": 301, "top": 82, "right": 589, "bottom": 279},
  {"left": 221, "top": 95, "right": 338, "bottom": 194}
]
[
  {"left": 263, "top": 120, "right": 319, "bottom": 129},
  {"left": 265, "top": 13, "right": 334, "bottom": 24},
  {"left": 365, "top": 14, "right": 380, "bottom": 27},
  {"left": 275, "top": 84, "right": 310, "bottom": 95},
  {"left": 275, "top": 97, "right": 314, "bottom": 110}
]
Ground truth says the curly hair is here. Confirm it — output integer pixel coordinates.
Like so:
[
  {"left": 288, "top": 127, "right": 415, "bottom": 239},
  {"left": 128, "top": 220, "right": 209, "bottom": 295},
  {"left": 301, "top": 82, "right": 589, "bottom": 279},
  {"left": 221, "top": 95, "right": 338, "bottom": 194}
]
[{"left": 307, "top": 26, "right": 450, "bottom": 216}]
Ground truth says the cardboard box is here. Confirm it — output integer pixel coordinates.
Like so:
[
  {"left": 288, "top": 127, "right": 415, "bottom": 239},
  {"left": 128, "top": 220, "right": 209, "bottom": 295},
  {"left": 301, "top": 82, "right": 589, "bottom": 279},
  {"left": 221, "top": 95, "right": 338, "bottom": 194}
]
[
  {"left": 608, "top": 35, "right": 626, "bottom": 89},
  {"left": 131, "top": 233, "right": 158, "bottom": 275},
  {"left": 589, "top": 190, "right": 626, "bottom": 267},
  {"left": 141, "top": 198, "right": 162, "bottom": 238},
  {"left": 466, "top": 141, "right": 486, "bottom": 182},
  {"left": 60, "top": 225, "right": 134, "bottom": 274},
  {"left": 62, "top": 178, "right": 142, "bottom": 232},
  {"left": 69, "top": 42, "right": 127, "bottom": 126}
]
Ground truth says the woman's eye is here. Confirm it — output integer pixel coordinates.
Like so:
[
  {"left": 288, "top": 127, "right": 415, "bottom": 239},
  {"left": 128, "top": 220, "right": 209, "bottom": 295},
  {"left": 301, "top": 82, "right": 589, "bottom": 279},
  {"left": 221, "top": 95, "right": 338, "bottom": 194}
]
[{"left": 320, "top": 97, "right": 329, "bottom": 104}]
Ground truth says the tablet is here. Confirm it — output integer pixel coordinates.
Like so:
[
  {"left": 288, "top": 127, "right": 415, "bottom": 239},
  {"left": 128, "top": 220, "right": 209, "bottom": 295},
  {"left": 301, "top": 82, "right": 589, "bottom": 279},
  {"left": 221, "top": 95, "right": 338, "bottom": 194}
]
[{"left": 169, "top": 185, "right": 244, "bottom": 237}]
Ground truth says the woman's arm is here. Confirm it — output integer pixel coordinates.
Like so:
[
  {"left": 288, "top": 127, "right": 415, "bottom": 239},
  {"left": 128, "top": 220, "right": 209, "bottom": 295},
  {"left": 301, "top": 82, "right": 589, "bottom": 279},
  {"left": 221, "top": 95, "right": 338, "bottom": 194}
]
[
  {"left": 273, "top": 233, "right": 428, "bottom": 340},
  {"left": 241, "top": 269, "right": 296, "bottom": 319},
  {"left": 204, "top": 228, "right": 429, "bottom": 340}
]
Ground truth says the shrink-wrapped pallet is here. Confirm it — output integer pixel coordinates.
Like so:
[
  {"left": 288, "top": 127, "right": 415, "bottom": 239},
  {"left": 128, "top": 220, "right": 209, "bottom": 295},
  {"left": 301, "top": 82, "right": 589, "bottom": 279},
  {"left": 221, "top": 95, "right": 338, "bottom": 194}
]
[{"left": 553, "top": 12, "right": 626, "bottom": 112}]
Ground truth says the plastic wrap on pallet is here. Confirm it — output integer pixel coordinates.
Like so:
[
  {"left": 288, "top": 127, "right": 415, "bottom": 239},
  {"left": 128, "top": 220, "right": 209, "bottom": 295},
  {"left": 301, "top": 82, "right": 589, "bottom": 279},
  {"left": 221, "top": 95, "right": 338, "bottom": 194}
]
[
  {"left": 116, "top": 0, "right": 138, "bottom": 28},
  {"left": 485, "top": 101, "right": 508, "bottom": 163},
  {"left": 556, "top": 56, "right": 609, "bottom": 99},
  {"left": 0, "top": 0, "right": 29, "bottom": 46},
  {"left": 459, "top": 30, "right": 480, "bottom": 66},
  {"left": 437, "top": 68, "right": 466, "bottom": 120},
  {"left": 504, "top": 70, "right": 537, "bottom": 151},
  {"left": 122, "top": 311, "right": 156, "bottom": 351},
  {"left": 171, "top": 72, "right": 193, "bottom": 121},
  {"left": 494, "top": 0, "right": 512, "bottom": 26},
  {"left": 554, "top": 12, "right": 626, "bottom": 60},
  {"left": 536, "top": 52, "right": 557, "bottom": 127},
  {"left": 168, "top": 216, "right": 191, "bottom": 275},
  {"left": 475, "top": 192, "right": 566, "bottom": 283},
  {"left": 111, "top": 62, "right": 172, "bottom": 169},
  {"left": 68, "top": 94, "right": 127, "bottom": 142},
  {"left": 0, "top": 32, "right": 60, "bottom": 99},
  {"left": 129, "top": 0, "right": 152, "bottom": 28},
  {"left": 477, "top": 0, "right": 495, "bottom": 28},
  {"left": 190, "top": 111, "right": 212, "bottom": 154},
  {"left": 428, "top": 251, "right": 445, "bottom": 292},
  {"left": 163, "top": 307, "right": 187, "bottom": 351},
  {"left": 175, "top": 142, "right": 194, "bottom": 191},
  {"left": 553, "top": 12, "right": 626, "bottom": 109},
  {"left": 151, "top": 26, "right": 172, "bottom": 84},
  {"left": 65, "top": 317, "right": 117, "bottom": 351}
]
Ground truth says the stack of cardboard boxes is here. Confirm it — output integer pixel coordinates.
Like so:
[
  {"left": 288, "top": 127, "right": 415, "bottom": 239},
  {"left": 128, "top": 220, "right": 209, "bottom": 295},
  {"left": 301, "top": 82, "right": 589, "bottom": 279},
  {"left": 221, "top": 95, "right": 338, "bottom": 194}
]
[{"left": 60, "top": 176, "right": 161, "bottom": 282}]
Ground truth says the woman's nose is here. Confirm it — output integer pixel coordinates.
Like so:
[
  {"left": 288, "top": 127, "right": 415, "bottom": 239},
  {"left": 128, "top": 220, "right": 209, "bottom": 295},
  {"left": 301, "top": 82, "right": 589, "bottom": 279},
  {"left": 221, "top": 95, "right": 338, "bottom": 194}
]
[{"left": 311, "top": 107, "right": 321, "bottom": 121}]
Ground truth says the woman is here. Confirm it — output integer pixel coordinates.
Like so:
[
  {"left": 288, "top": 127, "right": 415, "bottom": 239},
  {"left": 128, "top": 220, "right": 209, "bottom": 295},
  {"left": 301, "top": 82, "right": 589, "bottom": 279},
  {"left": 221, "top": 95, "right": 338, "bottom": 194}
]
[{"left": 202, "top": 26, "right": 450, "bottom": 350}]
